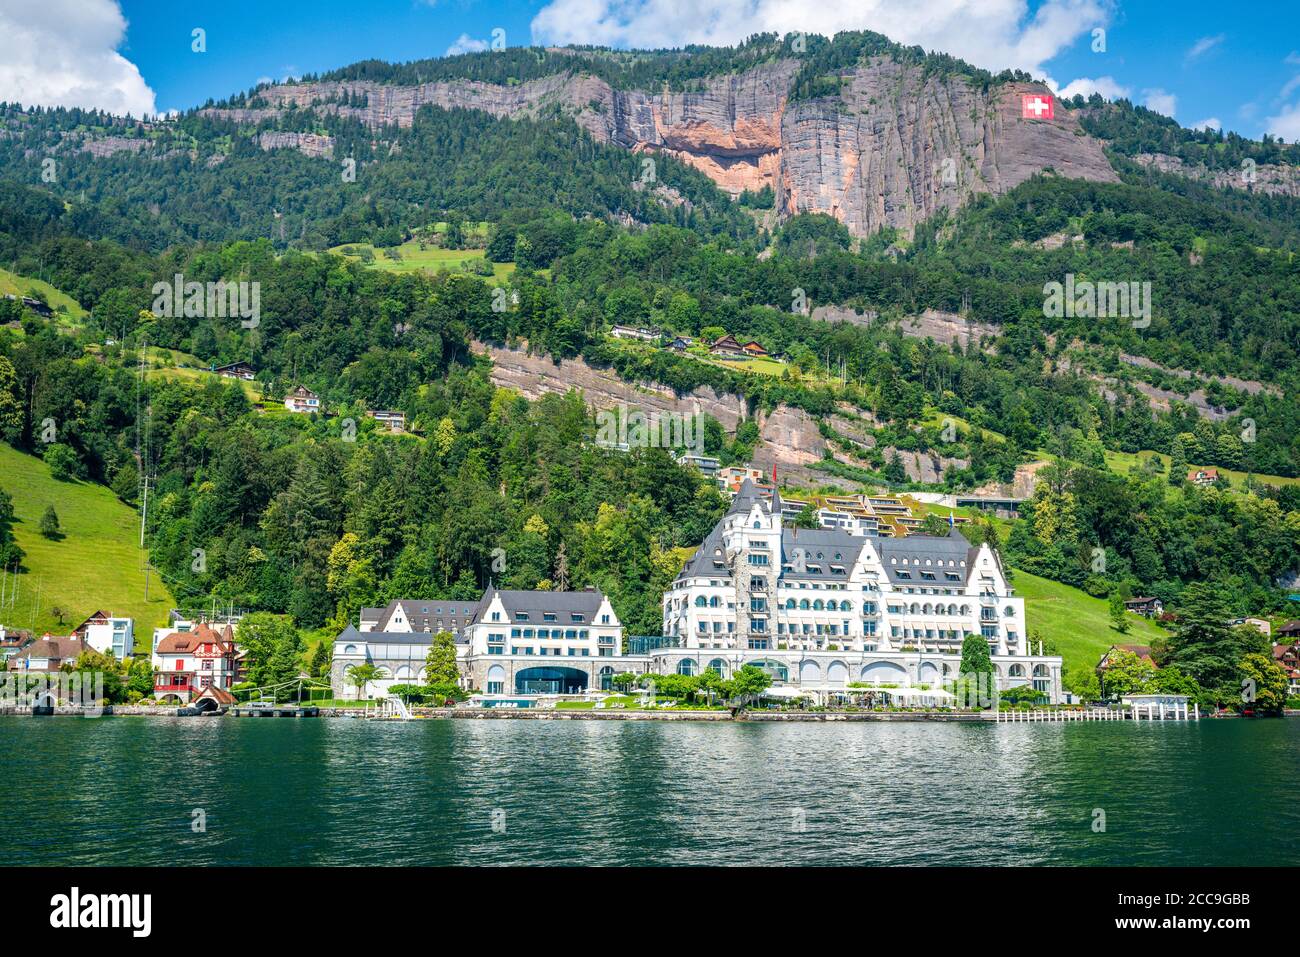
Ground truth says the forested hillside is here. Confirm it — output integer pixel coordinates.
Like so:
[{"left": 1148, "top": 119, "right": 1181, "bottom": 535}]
[{"left": 0, "top": 34, "right": 1298, "bottom": 666}]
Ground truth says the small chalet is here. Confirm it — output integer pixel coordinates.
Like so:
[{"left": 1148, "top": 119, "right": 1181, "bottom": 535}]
[
  {"left": 1187, "top": 467, "right": 1219, "bottom": 486},
  {"left": 1278, "top": 620, "right": 1300, "bottom": 640},
  {"left": 4, "top": 294, "right": 53, "bottom": 317},
  {"left": 610, "top": 325, "right": 659, "bottom": 342},
  {"left": 366, "top": 409, "right": 407, "bottom": 433},
  {"left": 709, "top": 334, "right": 769, "bottom": 359},
  {"left": 213, "top": 361, "right": 256, "bottom": 381},
  {"left": 1123, "top": 597, "right": 1163, "bottom": 618},
  {"left": 667, "top": 336, "right": 694, "bottom": 351},
  {"left": 152, "top": 623, "right": 240, "bottom": 703},
  {"left": 8, "top": 635, "right": 86, "bottom": 673},
  {"left": 284, "top": 385, "right": 320, "bottom": 414}
]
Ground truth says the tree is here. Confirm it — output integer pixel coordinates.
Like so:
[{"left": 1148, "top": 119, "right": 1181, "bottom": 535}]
[
  {"left": 308, "top": 640, "right": 332, "bottom": 679},
  {"left": 345, "top": 662, "right": 382, "bottom": 699},
  {"left": 1168, "top": 435, "right": 1188, "bottom": 486},
  {"left": 1098, "top": 648, "right": 1155, "bottom": 698},
  {"left": 0, "top": 355, "right": 20, "bottom": 441},
  {"left": 1162, "top": 583, "right": 1266, "bottom": 704},
  {"left": 1238, "top": 653, "right": 1289, "bottom": 714},
  {"left": 1108, "top": 590, "right": 1130, "bottom": 633},
  {"left": 127, "top": 656, "right": 156, "bottom": 700},
  {"left": 956, "top": 633, "right": 997, "bottom": 708},
  {"left": 39, "top": 505, "right": 60, "bottom": 539},
  {"left": 43, "top": 443, "right": 79, "bottom": 482},
  {"left": 70, "top": 648, "right": 127, "bottom": 704},
  {"left": 236, "top": 612, "right": 304, "bottom": 692},
  {"left": 723, "top": 664, "right": 771, "bottom": 706},
  {"left": 424, "top": 630, "right": 460, "bottom": 686},
  {"left": 794, "top": 503, "right": 820, "bottom": 529}
]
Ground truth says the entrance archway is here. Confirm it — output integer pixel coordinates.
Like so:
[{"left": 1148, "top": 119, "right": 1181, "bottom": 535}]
[
  {"left": 514, "top": 666, "right": 588, "bottom": 694},
  {"left": 860, "top": 661, "right": 908, "bottom": 684}
]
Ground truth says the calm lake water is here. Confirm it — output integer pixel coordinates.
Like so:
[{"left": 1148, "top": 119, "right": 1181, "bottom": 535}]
[{"left": 2, "top": 716, "right": 1297, "bottom": 866}]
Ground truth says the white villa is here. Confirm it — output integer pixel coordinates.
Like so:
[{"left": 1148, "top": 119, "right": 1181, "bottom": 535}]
[
  {"left": 331, "top": 586, "right": 628, "bottom": 699},
  {"left": 658, "top": 479, "right": 1062, "bottom": 700}
]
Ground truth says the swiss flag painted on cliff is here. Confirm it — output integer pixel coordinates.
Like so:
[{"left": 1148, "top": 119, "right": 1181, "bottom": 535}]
[{"left": 1021, "top": 93, "right": 1054, "bottom": 120}]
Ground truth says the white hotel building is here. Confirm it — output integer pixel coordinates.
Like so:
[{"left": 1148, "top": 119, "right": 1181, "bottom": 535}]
[{"left": 659, "top": 480, "right": 1062, "bottom": 700}]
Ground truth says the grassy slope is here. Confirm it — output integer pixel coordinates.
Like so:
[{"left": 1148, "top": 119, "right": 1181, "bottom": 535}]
[
  {"left": 1104, "top": 448, "right": 1299, "bottom": 488},
  {"left": 0, "top": 443, "right": 173, "bottom": 647},
  {"left": 0, "top": 266, "right": 87, "bottom": 322},
  {"left": 328, "top": 241, "right": 517, "bottom": 283},
  {"left": 1012, "top": 568, "right": 1167, "bottom": 677}
]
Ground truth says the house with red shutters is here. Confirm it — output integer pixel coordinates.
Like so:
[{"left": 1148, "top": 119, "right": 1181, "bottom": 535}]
[{"left": 151, "top": 622, "right": 240, "bottom": 703}]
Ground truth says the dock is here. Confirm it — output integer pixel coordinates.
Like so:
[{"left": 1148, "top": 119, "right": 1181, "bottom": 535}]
[{"left": 230, "top": 703, "right": 320, "bottom": 718}]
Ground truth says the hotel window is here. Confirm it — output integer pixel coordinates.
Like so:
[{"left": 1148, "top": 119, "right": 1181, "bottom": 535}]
[
  {"left": 515, "top": 613, "right": 529, "bottom": 621},
  {"left": 487, "top": 681, "right": 504, "bottom": 694},
  {"left": 544, "top": 613, "right": 556, "bottom": 622},
  {"left": 747, "top": 554, "right": 769, "bottom": 566},
  {"left": 571, "top": 614, "right": 585, "bottom": 623},
  {"left": 523, "top": 628, "right": 534, "bottom": 638},
  {"left": 511, "top": 628, "right": 521, "bottom": 638},
  {"left": 600, "top": 614, "right": 610, "bottom": 624}
]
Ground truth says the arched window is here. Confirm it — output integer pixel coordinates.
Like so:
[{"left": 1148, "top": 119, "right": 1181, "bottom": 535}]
[
  {"left": 840, "top": 600, "right": 852, "bottom": 612},
  {"left": 706, "top": 658, "right": 728, "bottom": 678},
  {"left": 694, "top": 596, "right": 707, "bottom": 608},
  {"left": 343, "top": 644, "right": 357, "bottom": 655},
  {"left": 960, "top": 604, "right": 971, "bottom": 615},
  {"left": 1009, "top": 664, "right": 1026, "bottom": 677},
  {"left": 922, "top": 603, "right": 933, "bottom": 614},
  {"left": 598, "top": 665, "right": 616, "bottom": 691},
  {"left": 799, "top": 599, "right": 810, "bottom": 610},
  {"left": 825, "top": 599, "right": 837, "bottom": 611},
  {"left": 677, "top": 658, "right": 697, "bottom": 676},
  {"left": 909, "top": 603, "right": 920, "bottom": 614},
  {"left": 813, "top": 599, "right": 824, "bottom": 611},
  {"left": 709, "top": 596, "right": 720, "bottom": 608},
  {"left": 1004, "top": 606, "right": 1015, "bottom": 617},
  {"left": 785, "top": 598, "right": 796, "bottom": 610}
]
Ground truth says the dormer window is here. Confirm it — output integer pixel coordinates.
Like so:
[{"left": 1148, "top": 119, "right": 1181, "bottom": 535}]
[{"left": 515, "top": 613, "right": 529, "bottom": 621}]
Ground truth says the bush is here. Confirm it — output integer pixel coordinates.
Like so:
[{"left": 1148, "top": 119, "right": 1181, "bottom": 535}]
[{"left": 42, "top": 443, "right": 80, "bottom": 481}]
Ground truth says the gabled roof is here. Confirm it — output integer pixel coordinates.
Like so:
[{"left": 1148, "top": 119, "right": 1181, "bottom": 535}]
[
  {"left": 875, "top": 529, "right": 974, "bottom": 585},
  {"left": 727, "top": 477, "right": 766, "bottom": 516},
  {"left": 335, "top": 624, "right": 464, "bottom": 646},
  {"left": 12, "top": 636, "right": 85, "bottom": 666},
  {"left": 474, "top": 587, "right": 608, "bottom": 624},
  {"left": 781, "top": 527, "right": 868, "bottom": 581},
  {"left": 194, "top": 685, "right": 238, "bottom": 705},
  {"left": 156, "top": 622, "right": 234, "bottom": 655}
]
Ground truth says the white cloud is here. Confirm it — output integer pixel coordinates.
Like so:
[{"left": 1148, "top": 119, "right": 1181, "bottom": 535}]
[
  {"left": 1190, "top": 117, "right": 1220, "bottom": 131},
  {"left": 1264, "top": 103, "right": 1300, "bottom": 141},
  {"left": 1053, "top": 75, "right": 1130, "bottom": 101},
  {"left": 0, "top": 0, "right": 155, "bottom": 117},
  {"left": 1184, "top": 34, "right": 1224, "bottom": 62},
  {"left": 1143, "top": 88, "right": 1177, "bottom": 117},
  {"left": 531, "top": 0, "right": 1114, "bottom": 81},
  {"left": 446, "top": 33, "right": 490, "bottom": 56}
]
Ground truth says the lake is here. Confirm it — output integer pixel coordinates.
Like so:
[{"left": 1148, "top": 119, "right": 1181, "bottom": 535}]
[{"left": 2, "top": 716, "right": 1297, "bottom": 866}]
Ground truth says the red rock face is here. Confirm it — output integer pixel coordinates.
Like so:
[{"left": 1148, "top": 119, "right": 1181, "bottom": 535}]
[{"left": 198, "top": 57, "right": 1119, "bottom": 238}]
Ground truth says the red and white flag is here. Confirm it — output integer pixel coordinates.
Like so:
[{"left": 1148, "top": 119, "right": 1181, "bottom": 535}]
[{"left": 1021, "top": 93, "right": 1054, "bottom": 120}]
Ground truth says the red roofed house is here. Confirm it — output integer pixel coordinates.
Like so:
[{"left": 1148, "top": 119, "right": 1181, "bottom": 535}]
[
  {"left": 1187, "top": 467, "right": 1219, "bottom": 487},
  {"left": 1273, "top": 642, "right": 1300, "bottom": 698},
  {"left": 152, "top": 623, "right": 239, "bottom": 703}
]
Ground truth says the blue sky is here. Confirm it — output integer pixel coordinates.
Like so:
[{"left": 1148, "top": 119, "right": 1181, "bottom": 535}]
[{"left": 4, "top": 0, "right": 1300, "bottom": 140}]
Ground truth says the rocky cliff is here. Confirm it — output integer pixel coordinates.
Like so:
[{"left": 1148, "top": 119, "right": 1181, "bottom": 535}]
[{"left": 200, "top": 54, "right": 1117, "bottom": 237}]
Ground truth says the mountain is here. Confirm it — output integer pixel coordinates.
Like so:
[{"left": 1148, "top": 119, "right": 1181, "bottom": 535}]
[{"left": 0, "top": 32, "right": 1122, "bottom": 246}]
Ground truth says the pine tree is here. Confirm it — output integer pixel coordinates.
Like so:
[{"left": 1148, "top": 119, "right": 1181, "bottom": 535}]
[
  {"left": 1168, "top": 435, "right": 1188, "bottom": 486},
  {"left": 39, "top": 505, "right": 60, "bottom": 539}
]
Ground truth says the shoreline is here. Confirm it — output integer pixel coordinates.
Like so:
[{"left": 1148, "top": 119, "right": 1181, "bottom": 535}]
[{"left": 9, "top": 706, "right": 1288, "bottom": 721}]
